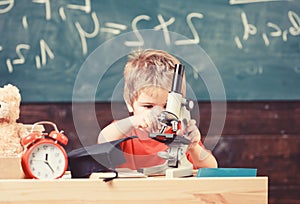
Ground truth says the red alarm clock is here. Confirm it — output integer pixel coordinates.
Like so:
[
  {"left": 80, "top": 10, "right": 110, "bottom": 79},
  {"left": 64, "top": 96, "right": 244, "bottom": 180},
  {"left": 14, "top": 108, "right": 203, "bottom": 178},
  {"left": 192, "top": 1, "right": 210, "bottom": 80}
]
[{"left": 21, "top": 121, "right": 68, "bottom": 179}]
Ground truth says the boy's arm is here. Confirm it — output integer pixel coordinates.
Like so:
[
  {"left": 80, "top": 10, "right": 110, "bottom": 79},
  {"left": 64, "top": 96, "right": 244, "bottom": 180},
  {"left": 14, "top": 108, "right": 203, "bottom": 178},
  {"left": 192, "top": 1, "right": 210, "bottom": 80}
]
[
  {"left": 97, "top": 117, "right": 131, "bottom": 143},
  {"left": 98, "top": 108, "right": 162, "bottom": 143},
  {"left": 188, "top": 143, "right": 218, "bottom": 168},
  {"left": 178, "top": 119, "right": 218, "bottom": 168}
]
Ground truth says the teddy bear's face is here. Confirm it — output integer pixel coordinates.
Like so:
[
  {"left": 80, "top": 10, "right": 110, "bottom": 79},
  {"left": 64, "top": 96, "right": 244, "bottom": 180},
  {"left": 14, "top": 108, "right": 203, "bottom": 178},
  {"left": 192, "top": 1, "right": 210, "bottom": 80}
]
[
  {"left": 0, "top": 101, "right": 10, "bottom": 121},
  {"left": 0, "top": 84, "right": 21, "bottom": 123}
]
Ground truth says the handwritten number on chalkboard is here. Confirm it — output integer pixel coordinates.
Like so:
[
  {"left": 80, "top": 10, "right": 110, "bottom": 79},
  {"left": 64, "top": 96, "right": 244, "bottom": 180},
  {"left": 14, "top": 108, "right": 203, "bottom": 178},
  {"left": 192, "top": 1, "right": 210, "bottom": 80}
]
[
  {"left": 5, "top": 44, "right": 30, "bottom": 73},
  {"left": 124, "top": 15, "right": 151, "bottom": 47},
  {"left": 175, "top": 12, "right": 203, "bottom": 45},
  {"left": 32, "top": 0, "right": 51, "bottom": 20},
  {"left": 14, "top": 44, "right": 30, "bottom": 65},
  {"left": 124, "top": 13, "right": 204, "bottom": 47},
  {"left": 35, "top": 39, "right": 55, "bottom": 69},
  {"left": 67, "top": 0, "right": 91, "bottom": 14}
]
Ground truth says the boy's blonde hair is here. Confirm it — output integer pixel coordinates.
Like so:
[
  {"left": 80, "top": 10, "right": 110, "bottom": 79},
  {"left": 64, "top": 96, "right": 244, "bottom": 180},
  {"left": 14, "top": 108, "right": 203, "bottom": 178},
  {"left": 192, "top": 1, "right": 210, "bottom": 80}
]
[{"left": 123, "top": 49, "right": 182, "bottom": 107}]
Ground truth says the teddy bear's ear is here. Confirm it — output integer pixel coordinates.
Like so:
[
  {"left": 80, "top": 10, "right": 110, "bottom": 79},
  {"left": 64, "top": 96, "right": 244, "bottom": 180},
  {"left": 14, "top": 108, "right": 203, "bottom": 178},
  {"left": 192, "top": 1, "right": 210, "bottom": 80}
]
[
  {"left": 4, "top": 84, "right": 19, "bottom": 92},
  {"left": 3, "top": 84, "right": 21, "bottom": 102}
]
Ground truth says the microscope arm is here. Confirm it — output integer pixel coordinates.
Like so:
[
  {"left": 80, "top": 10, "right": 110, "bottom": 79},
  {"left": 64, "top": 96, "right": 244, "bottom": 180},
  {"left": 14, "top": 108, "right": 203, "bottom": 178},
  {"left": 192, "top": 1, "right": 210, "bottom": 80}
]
[{"left": 148, "top": 64, "right": 194, "bottom": 178}]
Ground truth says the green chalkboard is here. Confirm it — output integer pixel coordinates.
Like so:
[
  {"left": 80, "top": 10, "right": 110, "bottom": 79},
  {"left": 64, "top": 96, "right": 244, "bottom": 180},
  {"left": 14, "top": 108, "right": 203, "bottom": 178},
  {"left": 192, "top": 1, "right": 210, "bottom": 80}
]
[{"left": 0, "top": 0, "right": 299, "bottom": 102}]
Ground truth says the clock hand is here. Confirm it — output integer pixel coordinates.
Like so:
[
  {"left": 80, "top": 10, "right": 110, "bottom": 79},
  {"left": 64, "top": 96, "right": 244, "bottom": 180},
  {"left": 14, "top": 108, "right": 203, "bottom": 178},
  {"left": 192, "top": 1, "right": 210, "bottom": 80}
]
[
  {"left": 44, "top": 161, "right": 55, "bottom": 173},
  {"left": 31, "top": 159, "right": 45, "bottom": 162},
  {"left": 44, "top": 153, "right": 54, "bottom": 173}
]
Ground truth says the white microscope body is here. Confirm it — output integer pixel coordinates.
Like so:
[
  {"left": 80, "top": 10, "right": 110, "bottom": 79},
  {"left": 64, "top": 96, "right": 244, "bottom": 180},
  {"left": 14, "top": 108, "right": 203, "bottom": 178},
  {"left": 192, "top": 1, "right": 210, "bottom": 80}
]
[{"left": 149, "top": 64, "right": 194, "bottom": 178}]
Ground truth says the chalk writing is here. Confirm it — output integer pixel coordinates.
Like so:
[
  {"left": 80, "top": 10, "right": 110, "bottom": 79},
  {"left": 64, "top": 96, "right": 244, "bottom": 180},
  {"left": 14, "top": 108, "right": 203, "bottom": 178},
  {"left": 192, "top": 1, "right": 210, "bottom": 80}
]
[
  {"left": 75, "top": 12, "right": 99, "bottom": 55},
  {"left": 3, "top": 39, "right": 54, "bottom": 73},
  {"left": 0, "top": 0, "right": 14, "bottom": 14},
  {"left": 229, "top": 0, "right": 290, "bottom": 4},
  {"left": 0, "top": 0, "right": 299, "bottom": 75},
  {"left": 0, "top": 0, "right": 299, "bottom": 102},
  {"left": 67, "top": 0, "right": 91, "bottom": 14},
  {"left": 59, "top": 7, "right": 66, "bottom": 21},
  {"left": 175, "top": 12, "right": 204, "bottom": 45},
  {"left": 32, "top": 0, "right": 51, "bottom": 20},
  {"left": 101, "top": 22, "right": 127, "bottom": 35},
  {"left": 36, "top": 39, "right": 55, "bottom": 69},
  {"left": 6, "top": 44, "right": 30, "bottom": 73},
  {"left": 124, "top": 15, "right": 151, "bottom": 47},
  {"left": 124, "top": 13, "right": 203, "bottom": 47},
  {"left": 235, "top": 64, "right": 264, "bottom": 79},
  {"left": 234, "top": 10, "right": 300, "bottom": 48},
  {"left": 288, "top": 11, "right": 300, "bottom": 35},
  {"left": 154, "top": 14, "right": 175, "bottom": 46},
  {"left": 22, "top": 16, "right": 28, "bottom": 29}
]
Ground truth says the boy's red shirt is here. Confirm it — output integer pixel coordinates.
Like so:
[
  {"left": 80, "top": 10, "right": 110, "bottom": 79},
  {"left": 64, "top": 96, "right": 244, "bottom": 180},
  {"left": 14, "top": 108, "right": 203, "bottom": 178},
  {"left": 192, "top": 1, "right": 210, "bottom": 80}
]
[{"left": 117, "top": 128, "right": 205, "bottom": 170}]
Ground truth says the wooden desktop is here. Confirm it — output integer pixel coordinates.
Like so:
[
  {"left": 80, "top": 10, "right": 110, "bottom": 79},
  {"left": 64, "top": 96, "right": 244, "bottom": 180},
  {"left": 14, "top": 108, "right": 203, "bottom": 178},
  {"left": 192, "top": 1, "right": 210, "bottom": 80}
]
[{"left": 0, "top": 171, "right": 268, "bottom": 204}]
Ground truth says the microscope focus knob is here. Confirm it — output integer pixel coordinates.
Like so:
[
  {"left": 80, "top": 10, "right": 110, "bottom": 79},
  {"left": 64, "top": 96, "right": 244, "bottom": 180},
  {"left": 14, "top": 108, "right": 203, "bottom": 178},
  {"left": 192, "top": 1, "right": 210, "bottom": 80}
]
[{"left": 186, "top": 99, "right": 194, "bottom": 111}]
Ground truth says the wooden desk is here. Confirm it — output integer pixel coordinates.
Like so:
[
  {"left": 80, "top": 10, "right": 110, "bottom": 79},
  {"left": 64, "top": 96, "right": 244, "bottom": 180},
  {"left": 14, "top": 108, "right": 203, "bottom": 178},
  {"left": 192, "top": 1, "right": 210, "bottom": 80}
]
[{"left": 0, "top": 177, "right": 268, "bottom": 204}]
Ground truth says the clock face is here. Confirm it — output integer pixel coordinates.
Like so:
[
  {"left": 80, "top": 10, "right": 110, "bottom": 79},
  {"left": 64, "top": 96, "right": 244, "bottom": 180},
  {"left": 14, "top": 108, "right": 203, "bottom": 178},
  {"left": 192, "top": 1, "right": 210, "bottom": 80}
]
[{"left": 27, "top": 142, "right": 67, "bottom": 179}]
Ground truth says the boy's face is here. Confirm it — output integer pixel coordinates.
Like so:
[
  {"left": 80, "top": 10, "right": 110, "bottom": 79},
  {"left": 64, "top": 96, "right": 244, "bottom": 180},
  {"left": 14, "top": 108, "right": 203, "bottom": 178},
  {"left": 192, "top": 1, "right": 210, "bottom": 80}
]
[{"left": 131, "top": 87, "right": 168, "bottom": 115}]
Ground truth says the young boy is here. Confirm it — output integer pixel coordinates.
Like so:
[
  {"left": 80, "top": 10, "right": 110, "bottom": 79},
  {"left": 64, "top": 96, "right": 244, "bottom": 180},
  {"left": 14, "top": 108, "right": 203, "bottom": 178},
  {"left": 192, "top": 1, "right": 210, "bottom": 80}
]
[{"left": 98, "top": 49, "right": 218, "bottom": 170}]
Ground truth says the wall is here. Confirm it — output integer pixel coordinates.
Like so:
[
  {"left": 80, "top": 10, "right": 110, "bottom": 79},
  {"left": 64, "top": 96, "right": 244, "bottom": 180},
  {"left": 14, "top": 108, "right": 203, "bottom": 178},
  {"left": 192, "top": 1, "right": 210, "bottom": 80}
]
[{"left": 1, "top": 0, "right": 300, "bottom": 101}]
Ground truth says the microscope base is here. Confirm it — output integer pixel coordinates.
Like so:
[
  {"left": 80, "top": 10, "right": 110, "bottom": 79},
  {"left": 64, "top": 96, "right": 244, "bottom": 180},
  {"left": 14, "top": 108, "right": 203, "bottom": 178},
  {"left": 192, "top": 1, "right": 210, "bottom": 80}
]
[
  {"left": 140, "top": 159, "right": 193, "bottom": 178},
  {"left": 165, "top": 152, "right": 193, "bottom": 178},
  {"left": 165, "top": 166, "right": 193, "bottom": 178}
]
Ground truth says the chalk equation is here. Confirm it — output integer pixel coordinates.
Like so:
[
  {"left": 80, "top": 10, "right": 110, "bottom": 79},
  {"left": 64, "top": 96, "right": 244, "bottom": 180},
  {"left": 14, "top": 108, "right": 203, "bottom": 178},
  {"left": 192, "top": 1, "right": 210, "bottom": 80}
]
[
  {"left": 0, "top": 0, "right": 206, "bottom": 73},
  {"left": 0, "top": 0, "right": 299, "bottom": 74}
]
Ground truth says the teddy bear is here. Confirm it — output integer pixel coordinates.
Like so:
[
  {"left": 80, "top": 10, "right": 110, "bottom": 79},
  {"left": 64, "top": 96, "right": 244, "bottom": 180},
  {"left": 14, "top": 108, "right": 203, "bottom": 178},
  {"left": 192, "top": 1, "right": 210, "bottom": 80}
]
[{"left": 0, "top": 84, "right": 26, "bottom": 157}]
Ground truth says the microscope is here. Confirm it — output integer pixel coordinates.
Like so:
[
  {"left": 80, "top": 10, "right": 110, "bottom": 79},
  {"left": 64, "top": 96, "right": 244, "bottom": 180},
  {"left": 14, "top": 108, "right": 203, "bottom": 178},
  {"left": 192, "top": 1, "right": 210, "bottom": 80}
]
[{"left": 149, "top": 64, "right": 194, "bottom": 178}]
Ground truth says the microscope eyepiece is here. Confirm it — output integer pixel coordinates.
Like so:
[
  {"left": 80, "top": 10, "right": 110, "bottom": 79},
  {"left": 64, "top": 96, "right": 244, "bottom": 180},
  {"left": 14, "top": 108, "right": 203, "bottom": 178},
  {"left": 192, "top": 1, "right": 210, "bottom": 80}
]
[{"left": 171, "top": 64, "right": 184, "bottom": 93}]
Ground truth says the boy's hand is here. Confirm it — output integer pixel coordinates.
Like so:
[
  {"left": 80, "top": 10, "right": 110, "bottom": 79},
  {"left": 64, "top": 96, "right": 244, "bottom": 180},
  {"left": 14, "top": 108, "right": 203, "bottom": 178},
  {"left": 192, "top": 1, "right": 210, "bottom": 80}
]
[
  {"left": 130, "top": 106, "right": 163, "bottom": 132},
  {"left": 177, "top": 119, "right": 201, "bottom": 150}
]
